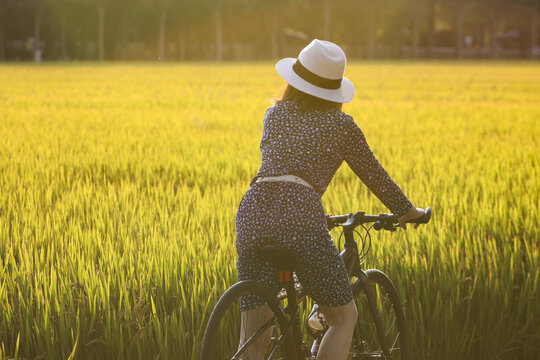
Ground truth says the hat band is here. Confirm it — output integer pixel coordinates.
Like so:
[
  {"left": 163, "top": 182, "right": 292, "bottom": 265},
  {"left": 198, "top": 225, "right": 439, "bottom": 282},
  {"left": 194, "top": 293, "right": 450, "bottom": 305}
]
[{"left": 292, "top": 60, "right": 342, "bottom": 90}]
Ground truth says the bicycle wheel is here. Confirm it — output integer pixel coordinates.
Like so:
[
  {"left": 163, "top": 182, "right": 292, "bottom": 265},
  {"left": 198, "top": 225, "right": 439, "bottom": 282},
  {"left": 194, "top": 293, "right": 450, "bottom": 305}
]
[
  {"left": 200, "top": 280, "right": 292, "bottom": 360},
  {"left": 349, "top": 269, "right": 409, "bottom": 360}
]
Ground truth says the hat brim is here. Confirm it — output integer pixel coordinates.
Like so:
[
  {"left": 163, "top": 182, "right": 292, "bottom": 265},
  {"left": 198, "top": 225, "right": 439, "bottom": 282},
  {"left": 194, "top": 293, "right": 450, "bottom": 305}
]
[{"left": 275, "top": 58, "right": 355, "bottom": 103}]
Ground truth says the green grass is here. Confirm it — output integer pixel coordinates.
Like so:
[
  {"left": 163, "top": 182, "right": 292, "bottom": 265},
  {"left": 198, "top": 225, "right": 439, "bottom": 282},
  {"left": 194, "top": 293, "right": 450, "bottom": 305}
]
[{"left": 0, "top": 62, "right": 539, "bottom": 360}]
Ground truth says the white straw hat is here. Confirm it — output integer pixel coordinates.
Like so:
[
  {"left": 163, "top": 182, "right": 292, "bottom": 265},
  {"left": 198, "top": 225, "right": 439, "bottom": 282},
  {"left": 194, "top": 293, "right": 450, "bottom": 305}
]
[{"left": 276, "top": 39, "right": 355, "bottom": 103}]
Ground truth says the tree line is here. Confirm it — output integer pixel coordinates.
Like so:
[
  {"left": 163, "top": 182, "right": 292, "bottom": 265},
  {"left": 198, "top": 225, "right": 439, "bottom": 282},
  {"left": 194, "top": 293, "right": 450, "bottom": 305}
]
[{"left": 0, "top": 0, "right": 538, "bottom": 61}]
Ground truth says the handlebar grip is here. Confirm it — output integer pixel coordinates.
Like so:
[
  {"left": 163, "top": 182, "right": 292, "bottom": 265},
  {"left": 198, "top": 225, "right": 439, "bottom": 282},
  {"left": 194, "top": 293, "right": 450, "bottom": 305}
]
[{"left": 405, "top": 207, "right": 432, "bottom": 224}]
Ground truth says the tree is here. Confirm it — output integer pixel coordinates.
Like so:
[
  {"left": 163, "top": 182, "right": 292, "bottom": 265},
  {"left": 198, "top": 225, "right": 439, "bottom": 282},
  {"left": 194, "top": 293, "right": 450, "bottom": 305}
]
[
  {"left": 426, "top": 0, "right": 436, "bottom": 58},
  {"left": 455, "top": 0, "right": 464, "bottom": 59},
  {"left": 531, "top": 0, "right": 538, "bottom": 59},
  {"left": 40, "top": 0, "right": 67, "bottom": 59},
  {"left": 57, "top": 0, "right": 69, "bottom": 59},
  {"left": 138, "top": 0, "right": 168, "bottom": 60},
  {"left": 158, "top": 0, "right": 170, "bottom": 60},
  {"left": 487, "top": 0, "right": 501, "bottom": 59},
  {"left": 367, "top": 0, "right": 377, "bottom": 58},
  {"left": 258, "top": 0, "right": 300, "bottom": 60},
  {"left": 0, "top": 0, "right": 5, "bottom": 60},
  {"left": 118, "top": 0, "right": 130, "bottom": 60},
  {"left": 213, "top": 0, "right": 224, "bottom": 61},
  {"left": 270, "top": 4, "right": 279, "bottom": 59},
  {"left": 411, "top": 0, "right": 421, "bottom": 59},
  {"left": 323, "top": 0, "right": 331, "bottom": 40},
  {"left": 138, "top": 0, "right": 197, "bottom": 61},
  {"left": 195, "top": 0, "right": 224, "bottom": 60},
  {"left": 61, "top": 0, "right": 107, "bottom": 60},
  {"left": 1, "top": 0, "right": 539, "bottom": 61},
  {"left": 33, "top": 0, "right": 43, "bottom": 61},
  {"left": 173, "top": 0, "right": 194, "bottom": 61},
  {"left": 96, "top": 0, "right": 105, "bottom": 61},
  {"left": 199, "top": 0, "right": 246, "bottom": 61},
  {"left": 313, "top": 0, "right": 344, "bottom": 41}
]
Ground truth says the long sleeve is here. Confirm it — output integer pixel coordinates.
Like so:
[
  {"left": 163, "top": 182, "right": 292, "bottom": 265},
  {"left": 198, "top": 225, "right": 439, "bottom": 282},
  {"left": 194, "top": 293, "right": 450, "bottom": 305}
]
[{"left": 341, "top": 117, "right": 413, "bottom": 217}]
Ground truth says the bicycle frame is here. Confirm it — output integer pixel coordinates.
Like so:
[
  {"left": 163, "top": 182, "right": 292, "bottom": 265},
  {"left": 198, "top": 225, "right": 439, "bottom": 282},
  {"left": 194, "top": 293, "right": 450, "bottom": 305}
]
[
  {"left": 201, "top": 208, "right": 429, "bottom": 360},
  {"left": 341, "top": 225, "right": 392, "bottom": 359},
  {"left": 273, "top": 222, "right": 393, "bottom": 360}
]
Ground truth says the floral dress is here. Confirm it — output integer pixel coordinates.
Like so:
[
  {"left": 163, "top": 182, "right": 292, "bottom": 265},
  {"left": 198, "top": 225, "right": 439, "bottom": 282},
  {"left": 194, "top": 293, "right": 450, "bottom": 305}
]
[{"left": 236, "top": 100, "right": 412, "bottom": 310}]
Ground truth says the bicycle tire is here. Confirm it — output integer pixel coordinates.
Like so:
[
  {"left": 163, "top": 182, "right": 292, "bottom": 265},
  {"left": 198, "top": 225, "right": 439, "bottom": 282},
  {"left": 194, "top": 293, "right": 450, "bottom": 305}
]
[
  {"left": 350, "top": 269, "right": 409, "bottom": 360},
  {"left": 200, "top": 280, "right": 293, "bottom": 360}
]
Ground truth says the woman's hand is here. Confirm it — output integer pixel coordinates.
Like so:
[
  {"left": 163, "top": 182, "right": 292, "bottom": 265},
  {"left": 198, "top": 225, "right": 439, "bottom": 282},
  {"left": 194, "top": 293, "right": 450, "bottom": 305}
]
[{"left": 398, "top": 207, "right": 425, "bottom": 230}]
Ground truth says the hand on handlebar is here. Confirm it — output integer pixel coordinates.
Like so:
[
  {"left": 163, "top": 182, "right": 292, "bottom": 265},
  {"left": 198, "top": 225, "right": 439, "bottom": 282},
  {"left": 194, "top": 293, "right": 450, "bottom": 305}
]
[{"left": 398, "top": 207, "right": 425, "bottom": 230}]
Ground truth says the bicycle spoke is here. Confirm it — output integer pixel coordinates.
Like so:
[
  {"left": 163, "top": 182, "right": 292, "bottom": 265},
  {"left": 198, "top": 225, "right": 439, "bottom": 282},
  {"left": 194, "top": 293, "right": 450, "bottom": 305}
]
[
  {"left": 267, "top": 333, "right": 287, "bottom": 360},
  {"left": 390, "top": 332, "right": 400, "bottom": 351},
  {"left": 234, "top": 317, "right": 276, "bottom": 359},
  {"left": 385, "top": 312, "right": 397, "bottom": 336}
]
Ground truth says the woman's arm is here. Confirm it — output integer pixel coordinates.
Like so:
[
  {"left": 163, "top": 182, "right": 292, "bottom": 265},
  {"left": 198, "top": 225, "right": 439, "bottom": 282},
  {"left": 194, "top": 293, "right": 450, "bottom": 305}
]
[{"left": 341, "top": 116, "right": 414, "bottom": 219}]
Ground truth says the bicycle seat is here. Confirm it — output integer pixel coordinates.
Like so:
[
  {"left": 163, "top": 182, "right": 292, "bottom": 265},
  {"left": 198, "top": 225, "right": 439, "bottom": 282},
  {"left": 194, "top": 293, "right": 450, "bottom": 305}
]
[{"left": 255, "top": 246, "right": 297, "bottom": 270}]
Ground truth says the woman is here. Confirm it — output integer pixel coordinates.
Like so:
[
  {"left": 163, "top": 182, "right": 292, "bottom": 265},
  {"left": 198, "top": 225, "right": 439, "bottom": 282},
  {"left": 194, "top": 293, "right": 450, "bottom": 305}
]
[{"left": 236, "top": 39, "right": 424, "bottom": 359}]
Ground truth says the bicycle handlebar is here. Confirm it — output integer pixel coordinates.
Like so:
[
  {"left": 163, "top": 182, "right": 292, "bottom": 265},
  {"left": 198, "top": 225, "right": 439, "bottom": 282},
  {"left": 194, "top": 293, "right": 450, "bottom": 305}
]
[{"left": 327, "top": 207, "right": 432, "bottom": 231}]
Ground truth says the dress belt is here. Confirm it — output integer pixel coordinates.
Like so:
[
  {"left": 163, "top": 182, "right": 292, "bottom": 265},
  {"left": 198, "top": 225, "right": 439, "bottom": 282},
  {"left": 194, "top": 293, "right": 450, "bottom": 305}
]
[{"left": 256, "top": 175, "right": 316, "bottom": 191}]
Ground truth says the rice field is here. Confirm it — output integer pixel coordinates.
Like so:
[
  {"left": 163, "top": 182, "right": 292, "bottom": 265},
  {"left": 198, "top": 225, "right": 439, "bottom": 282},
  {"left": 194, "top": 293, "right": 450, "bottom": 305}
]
[{"left": 0, "top": 61, "right": 539, "bottom": 360}]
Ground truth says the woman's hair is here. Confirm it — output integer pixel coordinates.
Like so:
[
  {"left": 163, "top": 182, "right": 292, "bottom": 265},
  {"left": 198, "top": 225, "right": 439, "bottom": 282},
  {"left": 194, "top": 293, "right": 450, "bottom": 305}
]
[{"left": 274, "top": 85, "right": 343, "bottom": 112}]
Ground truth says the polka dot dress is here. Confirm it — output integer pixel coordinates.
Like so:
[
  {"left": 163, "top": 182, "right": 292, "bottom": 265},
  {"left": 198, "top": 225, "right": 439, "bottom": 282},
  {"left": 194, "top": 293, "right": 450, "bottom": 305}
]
[{"left": 236, "top": 100, "right": 412, "bottom": 310}]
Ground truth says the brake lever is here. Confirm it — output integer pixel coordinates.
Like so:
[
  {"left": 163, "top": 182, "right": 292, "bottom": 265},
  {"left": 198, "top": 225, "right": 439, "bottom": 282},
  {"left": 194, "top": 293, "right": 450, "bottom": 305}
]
[
  {"left": 373, "top": 221, "right": 397, "bottom": 232},
  {"left": 384, "top": 222, "right": 397, "bottom": 232},
  {"left": 326, "top": 215, "right": 336, "bottom": 230}
]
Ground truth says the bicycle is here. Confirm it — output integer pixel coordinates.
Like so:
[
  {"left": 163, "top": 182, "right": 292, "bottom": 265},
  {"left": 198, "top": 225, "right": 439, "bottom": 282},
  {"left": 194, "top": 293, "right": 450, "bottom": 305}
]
[{"left": 200, "top": 207, "right": 432, "bottom": 360}]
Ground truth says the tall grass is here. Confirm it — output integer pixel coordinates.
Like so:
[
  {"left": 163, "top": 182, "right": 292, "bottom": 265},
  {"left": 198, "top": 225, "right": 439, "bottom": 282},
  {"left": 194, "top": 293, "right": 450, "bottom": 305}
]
[{"left": 0, "top": 62, "right": 538, "bottom": 359}]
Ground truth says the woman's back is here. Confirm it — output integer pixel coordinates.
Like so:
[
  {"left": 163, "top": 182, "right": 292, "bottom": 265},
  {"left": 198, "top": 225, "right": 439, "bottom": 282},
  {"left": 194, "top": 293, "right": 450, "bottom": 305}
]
[
  {"left": 256, "top": 99, "right": 412, "bottom": 216},
  {"left": 257, "top": 100, "right": 349, "bottom": 195}
]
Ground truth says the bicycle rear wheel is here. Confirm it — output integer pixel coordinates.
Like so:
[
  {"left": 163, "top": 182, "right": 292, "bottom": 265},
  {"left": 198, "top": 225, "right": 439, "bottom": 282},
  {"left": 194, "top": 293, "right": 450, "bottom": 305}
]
[
  {"left": 350, "top": 269, "right": 409, "bottom": 360},
  {"left": 200, "top": 280, "right": 291, "bottom": 360}
]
